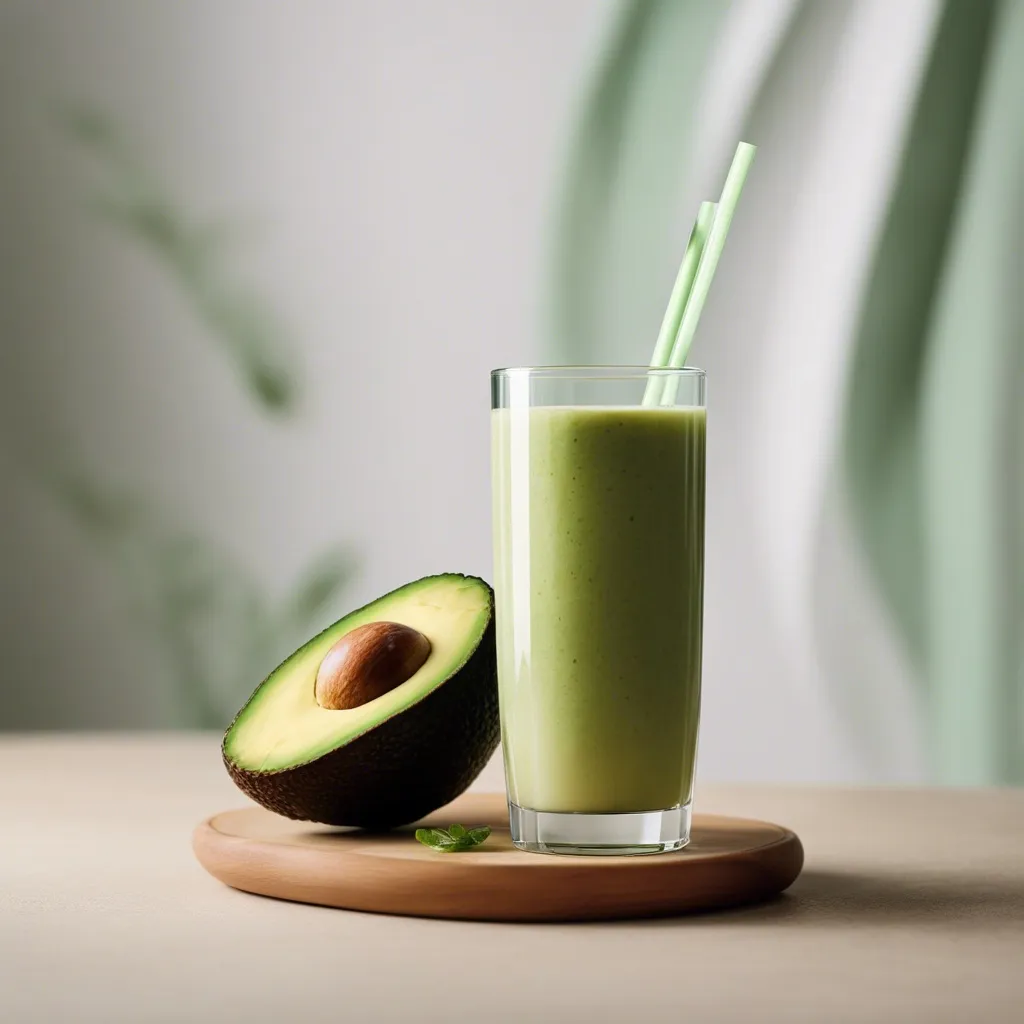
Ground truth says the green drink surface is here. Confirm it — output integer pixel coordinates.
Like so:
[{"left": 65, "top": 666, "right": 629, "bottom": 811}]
[{"left": 492, "top": 405, "right": 706, "bottom": 814}]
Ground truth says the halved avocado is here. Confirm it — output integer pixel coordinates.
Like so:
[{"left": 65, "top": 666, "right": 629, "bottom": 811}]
[{"left": 223, "top": 574, "right": 499, "bottom": 828}]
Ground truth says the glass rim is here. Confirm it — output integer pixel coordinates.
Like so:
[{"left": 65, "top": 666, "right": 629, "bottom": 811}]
[{"left": 491, "top": 364, "right": 706, "bottom": 380}]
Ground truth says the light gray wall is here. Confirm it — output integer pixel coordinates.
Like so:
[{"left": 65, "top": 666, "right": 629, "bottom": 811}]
[
  {"left": 1, "top": 0, "right": 889, "bottom": 783},
  {"left": 0, "top": 0, "right": 607, "bottom": 726}
]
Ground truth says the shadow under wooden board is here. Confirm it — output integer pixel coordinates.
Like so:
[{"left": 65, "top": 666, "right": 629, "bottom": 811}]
[{"left": 193, "top": 792, "right": 803, "bottom": 922}]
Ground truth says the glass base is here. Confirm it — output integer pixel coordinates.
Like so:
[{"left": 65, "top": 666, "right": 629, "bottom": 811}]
[{"left": 508, "top": 801, "right": 691, "bottom": 856}]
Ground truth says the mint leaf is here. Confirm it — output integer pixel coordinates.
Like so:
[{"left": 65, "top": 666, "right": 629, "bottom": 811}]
[
  {"left": 415, "top": 823, "right": 491, "bottom": 852},
  {"left": 415, "top": 828, "right": 457, "bottom": 850}
]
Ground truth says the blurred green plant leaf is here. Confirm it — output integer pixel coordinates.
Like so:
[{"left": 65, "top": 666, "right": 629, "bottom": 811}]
[
  {"left": 41, "top": 104, "right": 357, "bottom": 730},
  {"left": 54, "top": 473, "right": 144, "bottom": 540},
  {"left": 287, "top": 550, "right": 354, "bottom": 628},
  {"left": 57, "top": 103, "right": 300, "bottom": 415},
  {"left": 45, "top": 467, "right": 354, "bottom": 728}
]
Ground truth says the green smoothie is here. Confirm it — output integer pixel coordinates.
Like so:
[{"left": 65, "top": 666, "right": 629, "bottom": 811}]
[{"left": 491, "top": 404, "right": 706, "bottom": 814}]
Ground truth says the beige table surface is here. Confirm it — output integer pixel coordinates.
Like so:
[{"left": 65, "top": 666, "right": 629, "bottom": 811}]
[{"left": 2, "top": 734, "right": 1023, "bottom": 1024}]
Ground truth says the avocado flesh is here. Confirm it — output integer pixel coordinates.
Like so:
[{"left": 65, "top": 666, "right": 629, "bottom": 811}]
[{"left": 223, "top": 574, "right": 499, "bottom": 828}]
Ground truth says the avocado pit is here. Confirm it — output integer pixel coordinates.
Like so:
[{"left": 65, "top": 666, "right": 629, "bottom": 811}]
[{"left": 315, "top": 620, "right": 432, "bottom": 710}]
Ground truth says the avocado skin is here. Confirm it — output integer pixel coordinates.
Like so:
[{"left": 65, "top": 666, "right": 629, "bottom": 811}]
[{"left": 223, "top": 615, "right": 499, "bottom": 829}]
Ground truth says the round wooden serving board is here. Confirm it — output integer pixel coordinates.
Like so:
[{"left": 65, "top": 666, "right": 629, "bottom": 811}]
[{"left": 193, "top": 792, "right": 803, "bottom": 922}]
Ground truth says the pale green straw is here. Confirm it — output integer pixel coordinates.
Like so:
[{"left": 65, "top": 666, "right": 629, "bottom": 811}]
[
  {"left": 641, "top": 200, "right": 716, "bottom": 406},
  {"left": 655, "top": 141, "right": 757, "bottom": 405}
]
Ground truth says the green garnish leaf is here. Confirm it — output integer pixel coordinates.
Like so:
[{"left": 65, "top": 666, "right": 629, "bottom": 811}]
[
  {"left": 415, "top": 828, "right": 456, "bottom": 849},
  {"left": 415, "top": 824, "right": 492, "bottom": 852}
]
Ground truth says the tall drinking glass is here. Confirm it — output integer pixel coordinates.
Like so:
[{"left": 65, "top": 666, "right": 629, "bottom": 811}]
[{"left": 491, "top": 366, "right": 706, "bottom": 855}]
